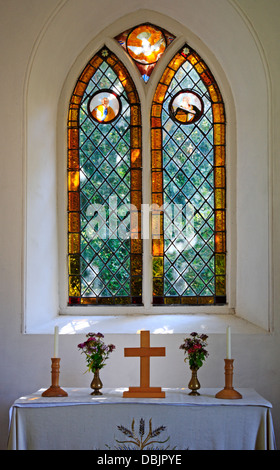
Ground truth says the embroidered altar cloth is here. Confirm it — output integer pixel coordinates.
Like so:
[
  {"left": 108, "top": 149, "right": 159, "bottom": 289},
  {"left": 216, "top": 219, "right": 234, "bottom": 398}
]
[{"left": 7, "top": 388, "right": 276, "bottom": 450}]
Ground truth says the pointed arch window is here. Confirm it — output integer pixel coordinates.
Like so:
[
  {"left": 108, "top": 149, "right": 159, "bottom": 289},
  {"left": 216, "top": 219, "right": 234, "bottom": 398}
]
[
  {"left": 151, "top": 45, "right": 226, "bottom": 305},
  {"left": 68, "top": 47, "right": 142, "bottom": 305},
  {"left": 67, "top": 34, "right": 226, "bottom": 310}
]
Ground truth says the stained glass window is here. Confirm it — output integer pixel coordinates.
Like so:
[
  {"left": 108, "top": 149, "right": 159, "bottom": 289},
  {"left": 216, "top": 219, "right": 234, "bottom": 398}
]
[
  {"left": 115, "top": 24, "right": 175, "bottom": 82},
  {"left": 68, "top": 47, "right": 142, "bottom": 305},
  {"left": 151, "top": 45, "right": 226, "bottom": 305},
  {"left": 68, "top": 35, "right": 226, "bottom": 310}
]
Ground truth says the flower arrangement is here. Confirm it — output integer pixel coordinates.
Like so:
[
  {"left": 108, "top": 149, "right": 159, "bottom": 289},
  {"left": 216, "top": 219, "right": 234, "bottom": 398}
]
[
  {"left": 78, "top": 332, "right": 115, "bottom": 373},
  {"left": 179, "top": 332, "right": 209, "bottom": 370}
]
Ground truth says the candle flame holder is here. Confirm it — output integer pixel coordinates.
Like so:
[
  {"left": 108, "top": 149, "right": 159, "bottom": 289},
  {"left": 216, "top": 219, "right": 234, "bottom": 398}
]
[
  {"left": 42, "top": 358, "right": 68, "bottom": 397},
  {"left": 215, "top": 359, "right": 242, "bottom": 399}
]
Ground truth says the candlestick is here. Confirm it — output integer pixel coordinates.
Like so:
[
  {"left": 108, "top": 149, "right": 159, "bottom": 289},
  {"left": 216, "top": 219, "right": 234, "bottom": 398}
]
[
  {"left": 226, "top": 326, "right": 231, "bottom": 359},
  {"left": 42, "top": 358, "right": 68, "bottom": 397},
  {"left": 215, "top": 359, "right": 242, "bottom": 399},
  {"left": 54, "top": 325, "right": 59, "bottom": 358}
]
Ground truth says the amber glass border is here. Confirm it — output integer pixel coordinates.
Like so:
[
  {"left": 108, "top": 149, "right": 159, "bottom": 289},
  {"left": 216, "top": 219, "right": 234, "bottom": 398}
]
[
  {"left": 68, "top": 48, "right": 142, "bottom": 305},
  {"left": 151, "top": 45, "right": 226, "bottom": 305}
]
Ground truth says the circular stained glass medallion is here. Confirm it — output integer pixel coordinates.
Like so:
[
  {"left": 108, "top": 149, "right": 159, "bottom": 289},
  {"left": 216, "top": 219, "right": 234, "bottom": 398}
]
[
  {"left": 126, "top": 24, "right": 166, "bottom": 65},
  {"left": 88, "top": 90, "right": 121, "bottom": 124},
  {"left": 169, "top": 90, "right": 204, "bottom": 125}
]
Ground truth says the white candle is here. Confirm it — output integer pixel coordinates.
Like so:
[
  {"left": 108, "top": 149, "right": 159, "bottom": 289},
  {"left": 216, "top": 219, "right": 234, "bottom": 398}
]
[
  {"left": 226, "top": 326, "right": 231, "bottom": 359},
  {"left": 54, "top": 326, "right": 59, "bottom": 358}
]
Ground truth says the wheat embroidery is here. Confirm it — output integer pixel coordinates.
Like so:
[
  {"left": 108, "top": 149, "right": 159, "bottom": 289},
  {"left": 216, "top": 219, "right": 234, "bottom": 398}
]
[{"left": 114, "top": 418, "right": 172, "bottom": 450}]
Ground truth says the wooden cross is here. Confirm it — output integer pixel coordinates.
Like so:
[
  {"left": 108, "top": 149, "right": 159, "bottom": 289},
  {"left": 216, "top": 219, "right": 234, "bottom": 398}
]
[{"left": 123, "top": 330, "right": 166, "bottom": 398}]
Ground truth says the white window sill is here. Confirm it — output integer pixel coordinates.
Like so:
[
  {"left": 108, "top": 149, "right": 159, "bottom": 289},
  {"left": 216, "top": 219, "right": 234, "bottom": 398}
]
[{"left": 24, "top": 312, "right": 268, "bottom": 335}]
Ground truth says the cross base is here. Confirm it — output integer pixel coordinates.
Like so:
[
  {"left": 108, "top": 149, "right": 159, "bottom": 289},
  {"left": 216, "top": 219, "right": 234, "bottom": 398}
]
[{"left": 123, "top": 387, "right": 165, "bottom": 398}]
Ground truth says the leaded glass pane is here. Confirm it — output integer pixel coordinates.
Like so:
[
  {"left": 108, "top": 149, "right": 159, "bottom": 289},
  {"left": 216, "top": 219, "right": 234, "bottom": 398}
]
[
  {"left": 115, "top": 24, "right": 175, "bottom": 82},
  {"left": 68, "top": 48, "right": 142, "bottom": 305},
  {"left": 151, "top": 45, "right": 226, "bottom": 305}
]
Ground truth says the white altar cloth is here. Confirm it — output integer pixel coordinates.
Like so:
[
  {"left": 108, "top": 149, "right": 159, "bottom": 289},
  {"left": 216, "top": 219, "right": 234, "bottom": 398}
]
[{"left": 8, "top": 388, "right": 276, "bottom": 450}]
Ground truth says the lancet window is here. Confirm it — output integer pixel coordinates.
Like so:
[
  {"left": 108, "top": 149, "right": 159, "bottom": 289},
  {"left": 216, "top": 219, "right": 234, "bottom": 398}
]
[{"left": 67, "top": 26, "right": 226, "bottom": 308}]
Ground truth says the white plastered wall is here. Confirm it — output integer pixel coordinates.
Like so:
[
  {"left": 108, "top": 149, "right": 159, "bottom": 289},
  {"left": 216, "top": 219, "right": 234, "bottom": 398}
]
[
  {"left": 24, "top": 1, "right": 270, "bottom": 332},
  {"left": 1, "top": 0, "right": 280, "bottom": 451}
]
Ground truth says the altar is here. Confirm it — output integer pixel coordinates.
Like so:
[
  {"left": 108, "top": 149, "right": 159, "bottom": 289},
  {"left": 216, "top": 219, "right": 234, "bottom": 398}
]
[{"left": 7, "top": 387, "right": 276, "bottom": 450}]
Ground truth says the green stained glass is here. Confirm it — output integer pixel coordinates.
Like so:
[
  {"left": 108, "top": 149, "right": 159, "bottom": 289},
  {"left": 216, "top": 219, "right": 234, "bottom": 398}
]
[
  {"left": 153, "top": 278, "right": 164, "bottom": 296},
  {"left": 153, "top": 257, "right": 163, "bottom": 278},
  {"left": 131, "top": 277, "right": 142, "bottom": 296}
]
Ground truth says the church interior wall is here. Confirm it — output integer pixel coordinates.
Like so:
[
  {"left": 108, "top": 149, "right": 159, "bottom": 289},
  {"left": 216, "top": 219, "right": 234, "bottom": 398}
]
[{"left": 1, "top": 0, "right": 280, "bottom": 449}]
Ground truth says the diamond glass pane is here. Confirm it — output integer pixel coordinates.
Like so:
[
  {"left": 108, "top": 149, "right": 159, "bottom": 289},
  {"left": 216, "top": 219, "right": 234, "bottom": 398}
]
[
  {"left": 151, "top": 45, "right": 226, "bottom": 305},
  {"left": 68, "top": 48, "right": 142, "bottom": 305}
]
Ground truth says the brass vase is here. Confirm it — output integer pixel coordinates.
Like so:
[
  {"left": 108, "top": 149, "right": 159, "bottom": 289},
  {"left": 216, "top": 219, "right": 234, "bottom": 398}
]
[
  {"left": 188, "top": 367, "right": 200, "bottom": 396},
  {"left": 90, "top": 369, "right": 103, "bottom": 395}
]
